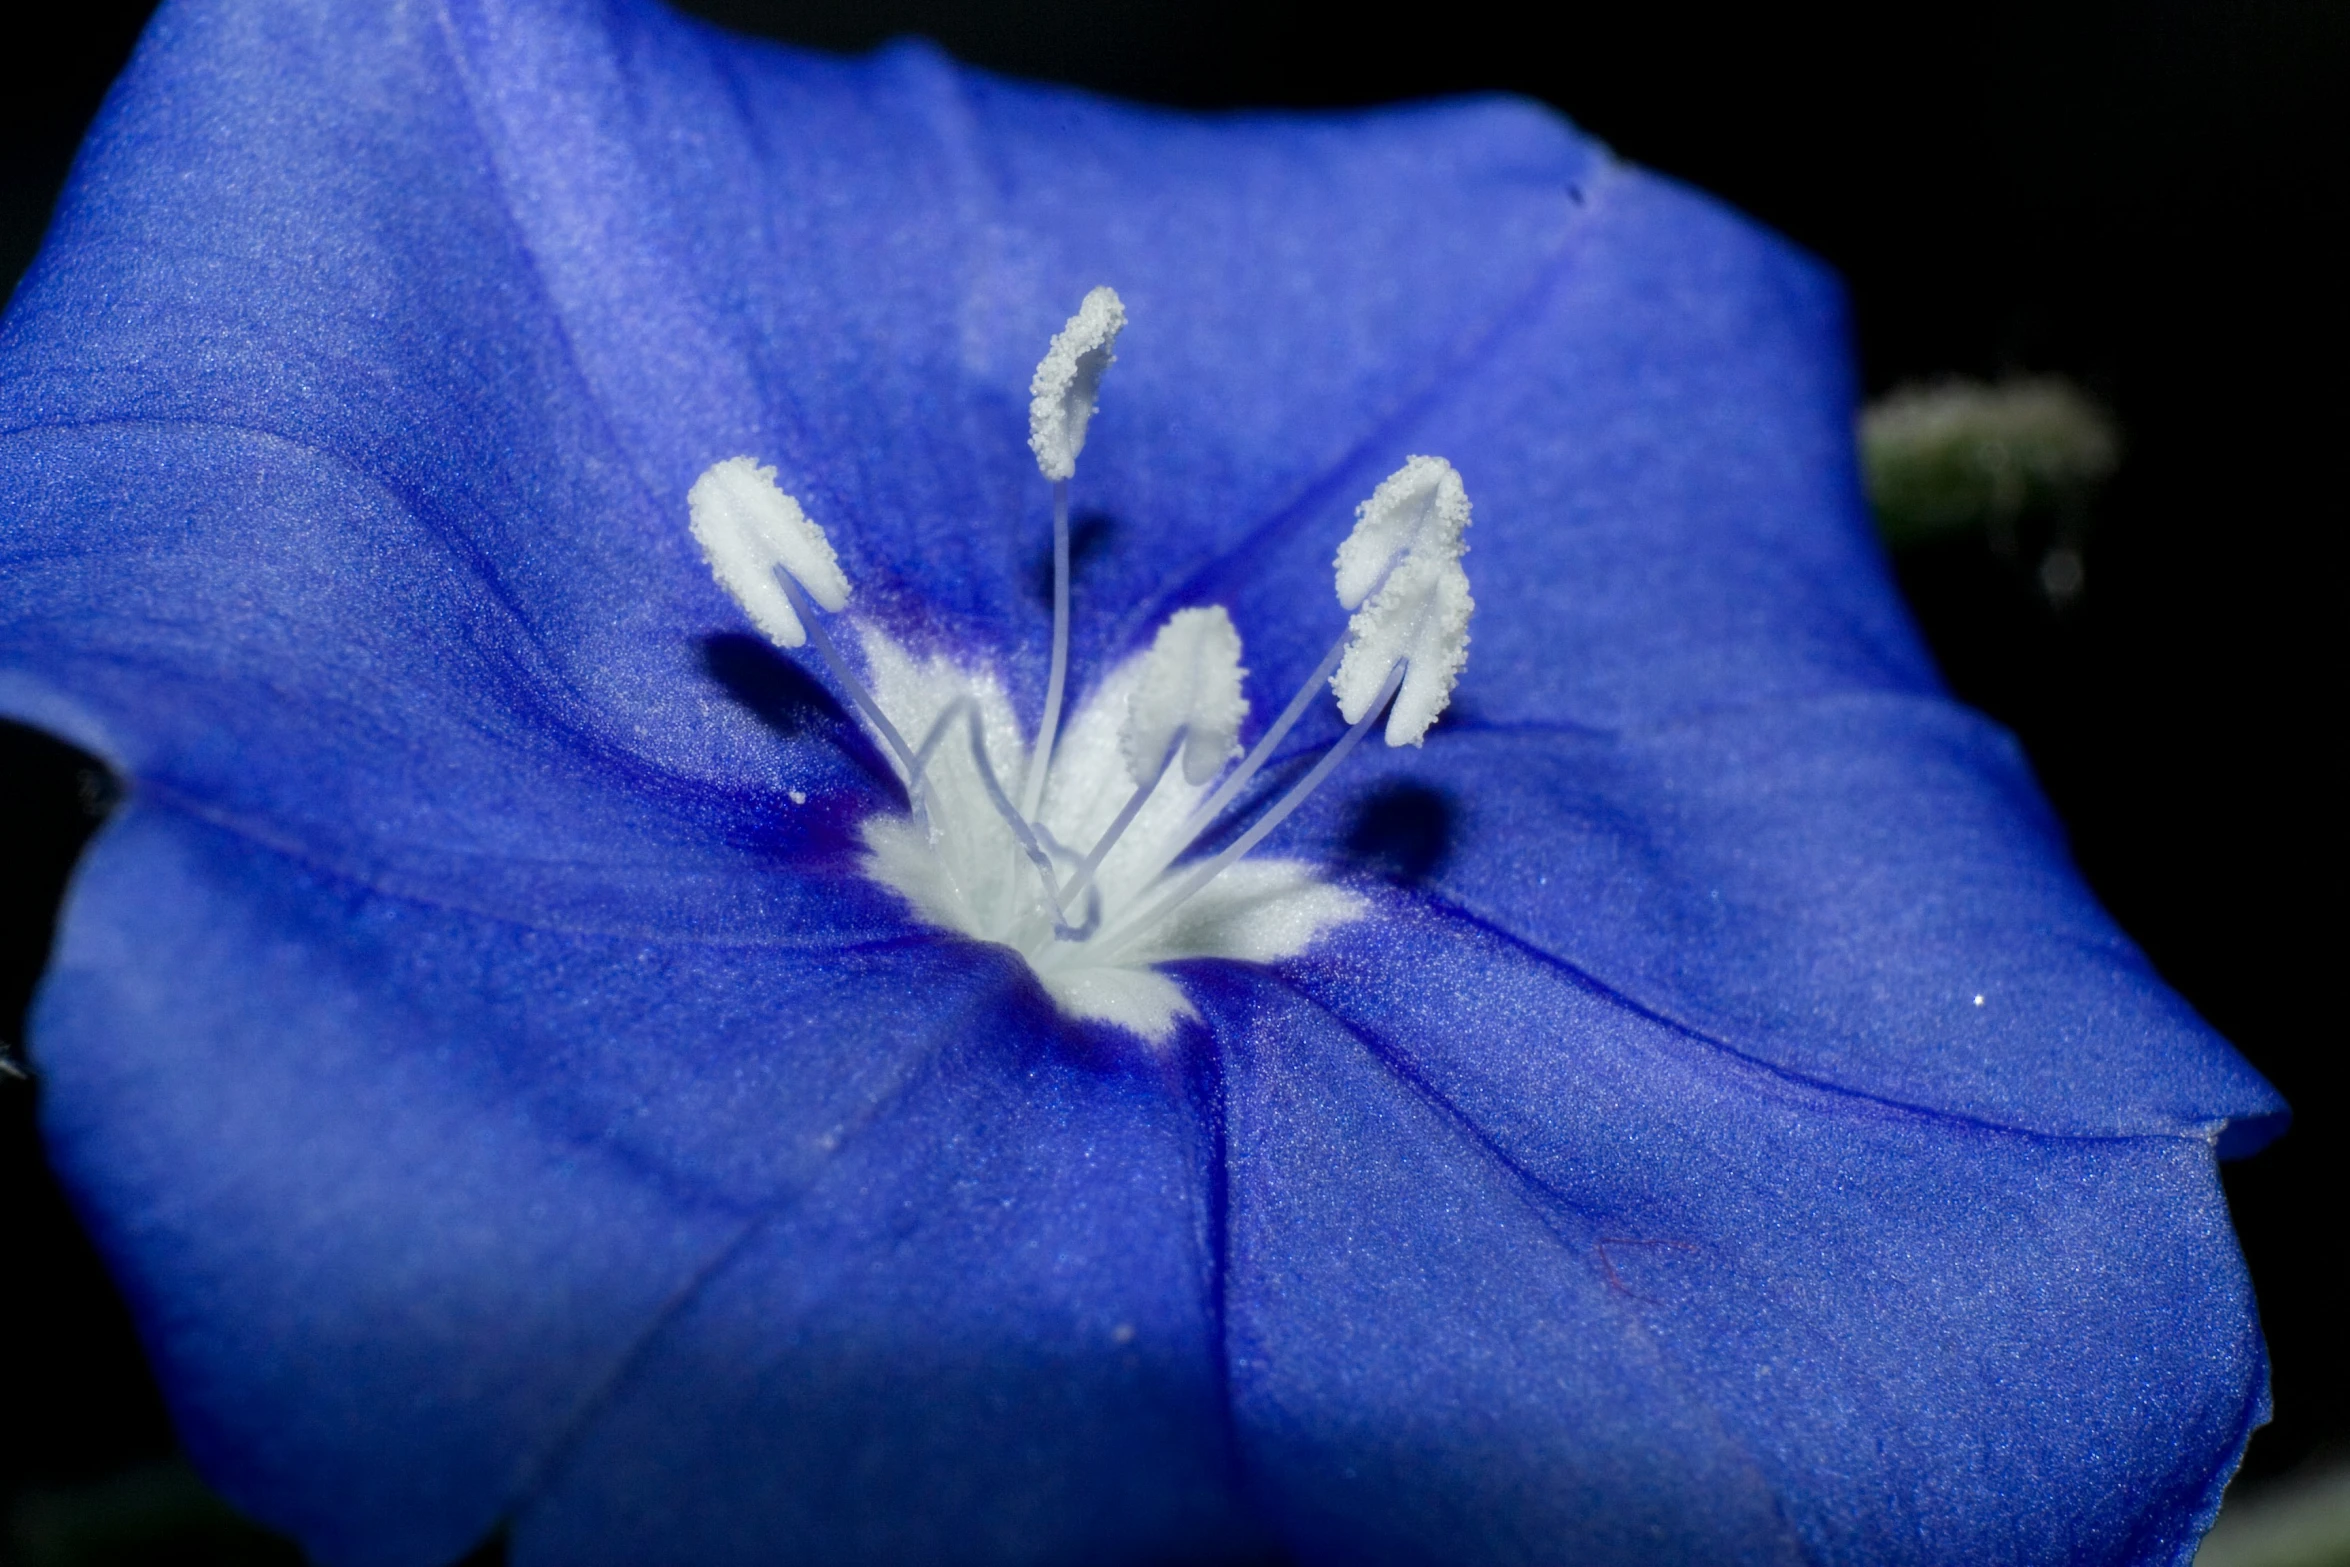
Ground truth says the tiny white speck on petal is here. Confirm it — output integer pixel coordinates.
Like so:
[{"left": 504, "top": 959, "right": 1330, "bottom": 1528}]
[
  {"left": 1974, "top": 994, "right": 1986, "bottom": 1006},
  {"left": 690, "top": 456, "right": 852, "bottom": 647},
  {"left": 1028, "top": 287, "right": 1126, "bottom": 482},
  {"left": 1121, "top": 606, "right": 1249, "bottom": 786},
  {"left": 789, "top": 789, "right": 807, "bottom": 805}
]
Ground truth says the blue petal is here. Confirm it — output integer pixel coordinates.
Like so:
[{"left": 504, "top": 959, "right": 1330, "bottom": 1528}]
[
  {"left": 35, "top": 798, "right": 1041, "bottom": 1564},
  {"left": 1186, "top": 153, "right": 1936, "bottom": 728},
  {"left": 0, "top": 0, "right": 1602, "bottom": 825},
  {"left": 435, "top": 0, "right": 1598, "bottom": 651},
  {"left": 0, "top": 423, "right": 904, "bottom": 938},
  {"left": 511, "top": 1013, "right": 1266, "bottom": 1567},
  {"left": 1232, "top": 904, "right": 2264, "bottom": 1565},
  {"left": 1207, "top": 973, "right": 1803, "bottom": 1567},
  {"left": 1156, "top": 151, "right": 2282, "bottom": 1146},
  {"left": 1259, "top": 702, "right": 2282, "bottom": 1144}
]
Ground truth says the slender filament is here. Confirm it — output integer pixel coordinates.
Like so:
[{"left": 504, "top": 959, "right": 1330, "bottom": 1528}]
[
  {"left": 1021, "top": 477, "right": 1073, "bottom": 821},
  {"left": 1054, "top": 729, "right": 1181, "bottom": 925},
  {"left": 777, "top": 574, "right": 920, "bottom": 787},
  {"left": 1134, "top": 527, "right": 1418, "bottom": 887},
  {"left": 910, "top": 695, "right": 1072, "bottom": 930},
  {"left": 1091, "top": 660, "right": 1404, "bottom": 958},
  {"left": 1139, "top": 629, "right": 1350, "bottom": 888}
]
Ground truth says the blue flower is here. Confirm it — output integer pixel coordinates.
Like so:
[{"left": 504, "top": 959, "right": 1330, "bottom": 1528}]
[{"left": 0, "top": 0, "right": 2286, "bottom": 1563}]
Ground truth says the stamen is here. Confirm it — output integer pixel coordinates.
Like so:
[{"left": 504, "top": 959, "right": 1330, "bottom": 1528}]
[
  {"left": 691, "top": 457, "right": 921, "bottom": 787},
  {"left": 1022, "top": 287, "right": 1125, "bottom": 819},
  {"left": 1120, "top": 606, "right": 1248, "bottom": 789},
  {"left": 689, "top": 456, "right": 850, "bottom": 645},
  {"left": 1057, "top": 729, "right": 1176, "bottom": 920},
  {"left": 1092, "top": 660, "right": 1405, "bottom": 959},
  {"left": 774, "top": 576, "right": 923, "bottom": 791},
  {"left": 1056, "top": 605, "right": 1248, "bottom": 921},
  {"left": 1127, "top": 457, "right": 1474, "bottom": 887},
  {"left": 693, "top": 307, "right": 1472, "bottom": 1043},
  {"left": 1139, "top": 629, "right": 1346, "bottom": 889},
  {"left": 1085, "top": 459, "right": 1474, "bottom": 956},
  {"left": 907, "top": 695, "right": 1072, "bottom": 928},
  {"left": 1334, "top": 455, "right": 1457, "bottom": 611},
  {"left": 1329, "top": 456, "right": 1474, "bottom": 747}
]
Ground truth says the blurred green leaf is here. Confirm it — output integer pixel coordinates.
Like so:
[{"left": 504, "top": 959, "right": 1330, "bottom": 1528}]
[
  {"left": 1861, "top": 376, "right": 2119, "bottom": 548},
  {"left": 9, "top": 1459, "right": 303, "bottom": 1567},
  {"left": 2198, "top": 1458, "right": 2350, "bottom": 1567}
]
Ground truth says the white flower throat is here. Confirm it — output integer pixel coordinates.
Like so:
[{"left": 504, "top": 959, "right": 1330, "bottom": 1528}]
[{"left": 690, "top": 287, "right": 1475, "bottom": 1042}]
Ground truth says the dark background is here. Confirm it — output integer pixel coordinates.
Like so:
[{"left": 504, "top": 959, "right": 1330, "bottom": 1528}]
[{"left": 4, "top": 0, "right": 2342, "bottom": 1552}]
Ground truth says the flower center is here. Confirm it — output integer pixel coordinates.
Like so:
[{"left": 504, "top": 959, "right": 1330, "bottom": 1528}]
[
  {"left": 850, "top": 626, "right": 1365, "bottom": 1040},
  {"left": 687, "top": 287, "right": 1475, "bottom": 1042}
]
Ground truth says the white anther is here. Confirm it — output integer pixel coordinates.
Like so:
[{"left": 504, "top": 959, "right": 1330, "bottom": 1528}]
[
  {"left": 690, "top": 457, "right": 852, "bottom": 648},
  {"left": 1332, "top": 455, "right": 1468, "bottom": 609},
  {"left": 1122, "top": 606, "right": 1249, "bottom": 787},
  {"left": 1329, "top": 456, "right": 1474, "bottom": 746},
  {"left": 1028, "top": 287, "right": 1126, "bottom": 482}
]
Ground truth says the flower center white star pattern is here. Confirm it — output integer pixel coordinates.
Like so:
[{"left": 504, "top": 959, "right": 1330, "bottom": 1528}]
[{"left": 691, "top": 287, "right": 1474, "bottom": 1041}]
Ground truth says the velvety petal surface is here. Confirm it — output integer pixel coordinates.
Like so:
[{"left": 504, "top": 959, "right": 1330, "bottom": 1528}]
[
  {"left": 34, "top": 798, "right": 1052, "bottom": 1565},
  {"left": 0, "top": 422, "right": 907, "bottom": 938},
  {"left": 1247, "top": 702, "right": 2283, "bottom": 1144},
  {"left": 0, "top": 0, "right": 1604, "bottom": 910},
  {"left": 1216, "top": 903, "right": 2263, "bottom": 1566},
  {"left": 1205, "top": 970, "right": 1804, "bottom": 1567},
  {"left": 511, "top": 1010, "right": 1265, "bottom": 1567},
  {"left": 1173, "top": 165, "right": 2281, "bottom": 1146}
]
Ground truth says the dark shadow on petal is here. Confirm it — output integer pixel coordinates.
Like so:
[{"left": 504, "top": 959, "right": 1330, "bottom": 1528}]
[
  {"left": 700, "top": 631, "right": 850, "bottom": 740},
  {"left": 698, "top": 632, "right": 902, "bottom": 801},
  {"left": 1337, "top": 783, "right": 1455, "bottom": 886},
  {"left": 452, "top": 1527, "right": 508, "bottom": 1566},
  {"left": 1030, "top": 510, "right": 1120, "bottom": 609}
]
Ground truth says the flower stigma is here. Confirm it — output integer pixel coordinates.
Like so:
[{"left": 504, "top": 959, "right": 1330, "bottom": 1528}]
[{"left": 690, "top": 288, "right": 1476, "bottom": 1042}]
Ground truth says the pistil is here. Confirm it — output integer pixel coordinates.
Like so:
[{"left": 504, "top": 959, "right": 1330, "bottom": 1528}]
[
  {"left": 1023, "top": 474, "right": 1072, "bottom": 822},
  {"left": 1021, "top": 287, "right": 1125, "bottom": 819}
]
